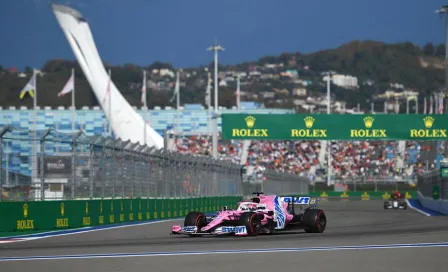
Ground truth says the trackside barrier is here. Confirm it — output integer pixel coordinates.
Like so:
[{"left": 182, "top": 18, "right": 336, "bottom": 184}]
[
  {"left": 0, "top": 196, "right": 242, "bottom": 233},
  {"left": 305, "top": 191, "right": 417, "bottom": 201},
  {"left": 417, "top": 169, "right": 448, "bottom": 215}
]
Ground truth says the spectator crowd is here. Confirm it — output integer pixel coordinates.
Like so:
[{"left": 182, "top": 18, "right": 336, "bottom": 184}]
[{"left": 172, "top": 134, "right": 443, "bottom": 182}]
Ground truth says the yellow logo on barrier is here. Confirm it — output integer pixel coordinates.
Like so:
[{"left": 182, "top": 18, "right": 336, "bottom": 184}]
[
  {"left": 424, "top": 116, "right": 435, "bottom": 128},
  {"left": 350, "top": 116, "right": 387, "bottom": 138},
  {"left": 382, "top": 192, "right": 391, "bottom": 200},
  {"left": 304, "top": 116, "right": 315, "bottom": 128},
  {"left": 320, "top": 192, "right": 328, "bottom": 198},
  {"left": 23, "top": 203, "right": 28, "bottom": 218},
  {"left": 231, "top": 115, "right": 269, "bottom": 137},
  {"left": 245, "top": 116, "right": 256, "bottom": 128},
  {"left": 83, "top": 202, "right": 91, "bottom": 225},
  {"left": 340, "top": 191, "right": 349, "bottom": 198},
  {"left": 363, "top": 116, "right": 374, "bottom": 128},
  {"left": 56, "top": 203, "right": 69, "bottom": 228},
  {"left": 410, "top": 116, "right": 447, "bottom": 138},
  {"left": 361, "top": 192, "right": 370, "bottom": 200},
  {"left": 405, "top": 192, "right": 412, "bottom": 199},
  {"left": 291, "top": 116, "right": 328, "bottom": 138}
]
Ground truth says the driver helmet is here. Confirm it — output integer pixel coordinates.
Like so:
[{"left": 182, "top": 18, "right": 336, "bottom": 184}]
[{"left": 240, "top": 203, "right": 257, "bottom": 211}]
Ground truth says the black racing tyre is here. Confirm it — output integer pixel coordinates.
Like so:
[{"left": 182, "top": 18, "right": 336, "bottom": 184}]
[
  {"left": 384, "top": 202, "right": 388, "bottom": 210},
  {"left": 239, "top": 212, "right": 262, "bottom": 236},
  {"left": 184, "top": 211, "right": 207, "bottom": 237},
  {"left": 303, "top": 209, "right": 327, "bottom": 233},
  {"left": 402, "top": 201, "right": 408, "bottom": 210}
]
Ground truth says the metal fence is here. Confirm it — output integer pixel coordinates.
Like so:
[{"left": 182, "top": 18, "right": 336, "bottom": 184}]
[
  {"left": 417, "top": 169, "right": 448, "bottom": 200},
  {"left": 0, "top": 126, "right": 243, "bottom": 201},
  {"left": 0, "top": 126, "right": 310, "bottom": 201}
]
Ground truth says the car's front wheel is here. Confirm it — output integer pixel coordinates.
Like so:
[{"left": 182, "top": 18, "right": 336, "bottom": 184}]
[
  {"left": 184, "top": 211, "right": 207, "bottom": 237},
  {"left": 239, "top": 212, "right": 262, "bottom": 236}
]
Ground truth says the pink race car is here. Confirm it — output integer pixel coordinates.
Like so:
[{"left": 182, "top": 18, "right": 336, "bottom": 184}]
[{"left": 171, "top": 192, "right": 327, "bottom": 237}]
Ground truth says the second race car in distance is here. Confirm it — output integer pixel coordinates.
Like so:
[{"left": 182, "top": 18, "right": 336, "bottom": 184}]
[
  {"left": 384, "top": 191, "right": 407, "bottom": 210},
  {"left": 171, "top": 192, "right": 327, "bottom": 237}
]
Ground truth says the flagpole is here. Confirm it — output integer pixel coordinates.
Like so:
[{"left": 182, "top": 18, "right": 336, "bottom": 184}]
[
  {"left": 71, "top": 68, "right": 76, "bottom": 133},
  {"left": 236, "top": 74, "right": 240, "bottom": 111},
  {"left": 32, "top": 69, "right": 37, "bottom": 195},
  {"left": 143, "top": 69, "right": 147, "bottom": 145},
  {"left": 176, "top": 71, "right": 180, "bottom": 135},
  {"left": 207, "top": 72, "right": 212, "bottom": 134},
  {"left": 108, "top": 69, "right": 112, "bottom": 137}
]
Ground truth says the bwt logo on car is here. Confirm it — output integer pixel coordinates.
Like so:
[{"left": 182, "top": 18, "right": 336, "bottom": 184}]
[
  {"left": 222, "top": 227, "right": 235, "bottom": 233},
  {"left": 182, "top": 226, "right": 197, "bottom": 233},
  {"left": 235, "top": 226, "right": 246, "bottom": 234},
  {"left": 282, "top": 197, "right": 311, "bottom": 205}
]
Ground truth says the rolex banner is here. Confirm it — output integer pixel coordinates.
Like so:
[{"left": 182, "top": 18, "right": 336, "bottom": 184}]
[{"left": 221, "top": 114, "right": 448, "bottom": 140}]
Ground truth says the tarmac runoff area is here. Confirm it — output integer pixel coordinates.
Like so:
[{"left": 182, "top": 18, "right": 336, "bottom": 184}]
[{"left": 0, "top": 201, "right": 447, "bottom": 272}]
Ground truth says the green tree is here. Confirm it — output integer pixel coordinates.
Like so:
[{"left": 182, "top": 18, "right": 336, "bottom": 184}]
[
  {"left": 423, "top": 42, "right": 435, "bottom": 56},
  {"left": 435, "top": 44, "right": 445, "bottom": 57}
]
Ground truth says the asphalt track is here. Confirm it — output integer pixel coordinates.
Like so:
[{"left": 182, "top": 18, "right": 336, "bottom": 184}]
[{"left": 0, "top": 200, "right": 447, "bottom": 272}]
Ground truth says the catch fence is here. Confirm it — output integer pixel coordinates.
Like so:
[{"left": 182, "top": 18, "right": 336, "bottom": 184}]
[
  {"left": 417, "top": 169, "right": 448, "bottom": 200},
  {"left": 0, "top": 126, "right": 309, "bottom": 201}
]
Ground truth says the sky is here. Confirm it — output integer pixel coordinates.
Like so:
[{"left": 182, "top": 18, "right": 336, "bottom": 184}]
[{"left": 0, "top": 0, "right": 447, "bottom": 71}]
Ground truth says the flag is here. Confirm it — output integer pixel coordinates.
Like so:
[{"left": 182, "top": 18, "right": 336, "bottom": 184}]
[
  {"left": 429, "top": 95, "right": 433, "bottom": 114},
  {"left": 57, "top": 72, "right": 74, "bottom": 97},
  {"left": 423, "top": 97, "right": 427, "bottom": 114},
  {"left": 19, "top": 72, "right": 36, "bottom": 99},
  {"left": 141, "top": 70, "right": 147, "bottom": 106},
  {"left": 438, "top": 93, "right": 444, "bottom": 114}
]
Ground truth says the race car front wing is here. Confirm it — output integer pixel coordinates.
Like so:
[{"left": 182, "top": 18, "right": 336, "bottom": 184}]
[{"left": 171, "top": 225, "right": 248, "bottom": 236}]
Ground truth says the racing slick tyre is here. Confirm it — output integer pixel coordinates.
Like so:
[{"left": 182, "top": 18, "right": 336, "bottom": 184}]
[
  {"left": 384, "top": 202, "right": 388, "bottom": 210},
  {"left": 239, "top": 212, "right": 262, "bottom": 236},
  {"left": 184, "top": 211, "right": 207, "bottom": 237},
  {"left": 303, "top": 209, "right": 326, "bottom": 233},
  {"left": 402, "top": 201, "right": 408, "bottom": 210}
]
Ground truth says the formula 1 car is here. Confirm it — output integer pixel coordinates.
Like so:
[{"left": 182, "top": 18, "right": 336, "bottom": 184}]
[
  {"left": 384, "top": 191, "right": 407, "bottom": 210},
  {"left": 171, "top": 192, "right": 327, "bottom": 237}
]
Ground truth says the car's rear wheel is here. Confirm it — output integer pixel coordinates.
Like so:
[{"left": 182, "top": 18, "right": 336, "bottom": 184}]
[
  {"left": 239, "top": 212, "right": 262, "bottom": 236},
  {"left": 303, "top": 209, "right": 326, "bottom": 233},
  {"left": 184, "top": 211, "right": 207, "bottom": 237}
]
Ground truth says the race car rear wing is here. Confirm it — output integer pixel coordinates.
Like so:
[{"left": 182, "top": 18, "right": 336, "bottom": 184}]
[{"left": 282, "top": 196, "right": 320, "bottom": 213}]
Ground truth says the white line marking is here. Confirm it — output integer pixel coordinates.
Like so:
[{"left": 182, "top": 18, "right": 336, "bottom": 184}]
[
  {"left": 1, "top": 242, "right": 447, "bottom": 262},
  {"left": 406, "top": 199, "right": 431, "bottom": 216},
  {"left": 0, "top": 219, "right": 181, "bottom": 244}
]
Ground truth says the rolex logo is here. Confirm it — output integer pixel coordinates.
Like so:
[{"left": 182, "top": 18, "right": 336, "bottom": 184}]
[
  {"left": 363, "top": 116, "right": 374, "bottom": 128},
  {"left": 423, "top": 116, "right": 435, "bottom": 128},
  {"left": 304, "top": 116, "right": 315, "bottom": 128},
  {"left": 245, "top": 116, "right": 256, "bottom": 128},
  {"left": 232, "top": 115, "right": 268, "bottom": 137},
  {"left": 23, "top": 203, "right": 28, "bottom": 218}
]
